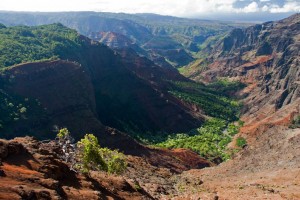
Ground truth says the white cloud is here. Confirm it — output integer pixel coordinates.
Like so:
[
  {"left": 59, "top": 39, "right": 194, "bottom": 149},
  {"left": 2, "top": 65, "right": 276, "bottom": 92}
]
[
  {"left": 240, "top": 2, "right": 260, "bottom": 13},
  {"left": 258, "top": 1, "right": 300, "bottom": 13},
  {"left": 0, "top": 0, "right": 99, "bottom": 12},
  {"left": 268, "top": 1, "right": 300, "bottom": 13},
  {"left": 262, "top": 5, "right": 270, "bottom": 12},
  {"left": 0, "top": 0, "right": 299, "bottom": 17}
]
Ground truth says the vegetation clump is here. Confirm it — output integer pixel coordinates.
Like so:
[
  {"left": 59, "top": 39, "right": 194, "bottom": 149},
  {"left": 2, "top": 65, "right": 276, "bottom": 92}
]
[
  {"left": 236, "top": 137, "right": 247, "bottom": 148},
  {"left": 56, "top": 129, "right": 127, "bottom": 175},
  {"left": 76, "top": 134, "right": 108, "bottom": 173},
  {"left": 289, "top": 115, "right": 300, "bottom": 129}
]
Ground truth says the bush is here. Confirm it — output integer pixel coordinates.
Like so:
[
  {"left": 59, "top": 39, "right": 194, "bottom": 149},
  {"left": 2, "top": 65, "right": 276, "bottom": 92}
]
[
  {"left": 56, "top": 131, "right": 127, "bottom": 175},
  {"left": 100, "top": 148, "right": 127, "bottom": 175},
  {"left": 57, "top": 128, "right": 71, "bottom": 139},
  {"left": 77, "top": 134, "right": 108, "bottom": 173},
  {"left": 236, "top": 137, "right": 247, "bottom": 148},
  {"left": 289, "top": 115, "right": 300, "bottom": 129}
]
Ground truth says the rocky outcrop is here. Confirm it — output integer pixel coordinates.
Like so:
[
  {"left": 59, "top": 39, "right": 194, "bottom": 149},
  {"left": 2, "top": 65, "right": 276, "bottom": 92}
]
[
  {"left": 0, "top": 137, "right": 150, "bottom": 199},
  {"left": 0, "top": 137, "right": 212, "bottom": 199}
]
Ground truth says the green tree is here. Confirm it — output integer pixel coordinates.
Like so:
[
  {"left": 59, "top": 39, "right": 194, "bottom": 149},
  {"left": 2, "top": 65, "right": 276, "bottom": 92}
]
[
  {"left": 77, "top": 134, "right": 108, "bottom": 173},
  {"left": 100, "top": 147, "right": 127, "bottom": 175}
]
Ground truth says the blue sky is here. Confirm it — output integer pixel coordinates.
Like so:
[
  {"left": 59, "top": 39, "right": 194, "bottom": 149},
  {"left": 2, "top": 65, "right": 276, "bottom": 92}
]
[{"left": 0, "top": 0, "right": 299, "bottom": 21}]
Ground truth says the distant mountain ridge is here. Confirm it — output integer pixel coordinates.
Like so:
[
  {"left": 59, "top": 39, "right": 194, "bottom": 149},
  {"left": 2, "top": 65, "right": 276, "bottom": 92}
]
[{"left": 0, "top": 11, "right": 250, "bottom": 68}]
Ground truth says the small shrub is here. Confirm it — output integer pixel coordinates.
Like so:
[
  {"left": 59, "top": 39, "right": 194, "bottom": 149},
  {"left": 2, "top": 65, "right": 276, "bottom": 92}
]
[
  {"left": 77, "top": 134, "right": 108, "bottom": 173},
  {"left": 236, "top": 137, "right": 247, "bottom": 148},
  {"left": 57, "top": 128, "right": 71, "bottom": 139},
  {"left": 76, "top": 134, "right": 127, "bottom": 175},
  {"left": 100, "top": 148, "right": 127, "bottom": 174},
  {"left": 289, "top": 115, "right": 300, "bottom": 129}
]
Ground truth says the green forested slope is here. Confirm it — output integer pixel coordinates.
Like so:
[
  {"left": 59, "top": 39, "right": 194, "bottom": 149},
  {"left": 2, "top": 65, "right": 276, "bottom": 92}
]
[{"left": 0, "top": 23, "right": 84, "bottom": 68}]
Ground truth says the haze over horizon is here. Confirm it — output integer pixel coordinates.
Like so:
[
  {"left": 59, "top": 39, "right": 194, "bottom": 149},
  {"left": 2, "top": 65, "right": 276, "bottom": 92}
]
[{"left": 0, "top": 0, "right": 299, "bottom": 22}]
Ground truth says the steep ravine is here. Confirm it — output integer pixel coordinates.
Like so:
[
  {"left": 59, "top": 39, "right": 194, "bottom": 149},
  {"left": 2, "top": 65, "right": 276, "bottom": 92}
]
[{"left": 184, "top": 13, "right": 300, "bottom": 139}]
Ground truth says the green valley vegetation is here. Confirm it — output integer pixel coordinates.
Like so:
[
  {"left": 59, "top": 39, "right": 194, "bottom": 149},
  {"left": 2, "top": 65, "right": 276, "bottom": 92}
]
[
  {"left": 160, "top": 80, "right": 244, "bottom": 162},
  {"left": 169, "top": 80, "right": 243, "bottom": 121},
  {"left": 155, "top": 118, "right": 243, "bottom": 162},
  {"left": 134, "top": 80, "right": 245, "bottom": 163}
]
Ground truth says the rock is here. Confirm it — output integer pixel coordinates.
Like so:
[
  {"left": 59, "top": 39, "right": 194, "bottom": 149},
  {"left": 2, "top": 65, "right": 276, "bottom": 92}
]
[
  {"left": 36, "top": 190, "right": 51, "bottom": 200},
  {"left": 0, "top": 169, "right": 6, "bottom": 177},
  {"left": 38, "top": 179, "right": 60, "bottom": 190},
  {"left": 7, "top": 141, "right": 25, "bottom": 155},
  {"left": 153, "top": 185, "right": 167, "bottom": 195},
  {"left": 197, "top": 180, "right": 204, "bottom": 185},
  {"left": 0, "top": 140, "right": 8, "bottom": 159}
]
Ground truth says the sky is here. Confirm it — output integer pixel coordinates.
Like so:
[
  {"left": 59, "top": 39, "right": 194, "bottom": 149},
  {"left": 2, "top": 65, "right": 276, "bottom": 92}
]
[{"left": 0, "top": 0, "right": 299, "bottom": 21}]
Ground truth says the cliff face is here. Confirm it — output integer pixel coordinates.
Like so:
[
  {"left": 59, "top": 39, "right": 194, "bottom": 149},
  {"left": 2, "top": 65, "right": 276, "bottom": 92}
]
[
  {"left": 1, "top": 60, "right": 101, "bottom": 139},
  {"left": 91, "top": 31, "right": 193, "bottom": 68},
  {"left": 186, "top": 14, "right": 300, "bottom": 136},
  {"left": 79, "top": 40, "right": 203, "bottom": 135}
]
